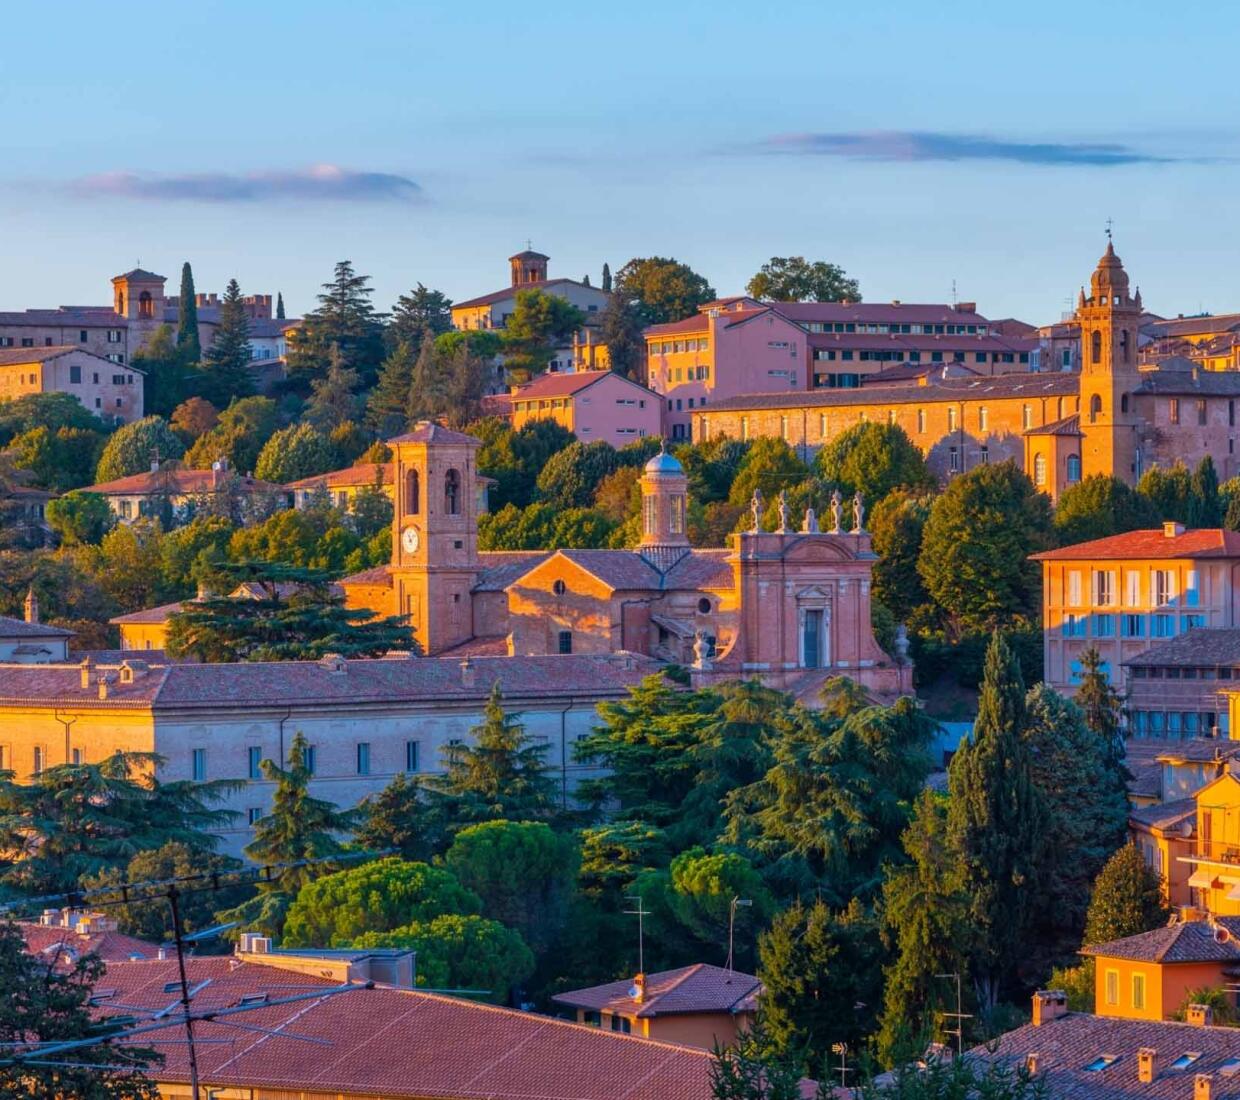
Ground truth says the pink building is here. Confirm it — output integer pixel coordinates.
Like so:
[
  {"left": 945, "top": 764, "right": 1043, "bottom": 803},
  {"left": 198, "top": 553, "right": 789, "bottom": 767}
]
[{"left": 508, "top": 369, "right": 661, "bottom": 448}]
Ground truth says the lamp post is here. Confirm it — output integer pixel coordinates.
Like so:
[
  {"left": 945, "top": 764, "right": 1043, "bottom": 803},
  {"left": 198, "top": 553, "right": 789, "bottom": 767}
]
[{"left": 726, "top": 896, "right": 752, "bottom": 972}]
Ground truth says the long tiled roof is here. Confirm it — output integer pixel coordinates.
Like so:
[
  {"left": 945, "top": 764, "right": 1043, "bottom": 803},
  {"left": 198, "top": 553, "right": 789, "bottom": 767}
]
[
  {"left": 339, "top": 564, "right": 393, "bottom": 587},
  {"left": 285, "top": 461, "right": 392, "bottom": 491},
  {"left": 806, "top": 331, "right": 1036, "bottom": 353},
  {"left": 1082, "top": 918, "right": 1240, "bottom": 962},
  {"left": 0, "top": 652, "right": 657, "bottom": 710},
  {"left": 1123, "top": 629, "right": 1240, "bottom": 668},
  {"left": 453, "top": 278, "right": 602, "bottom": 311},
  {"left": 387, "top": 422, "right": 481, "bottom": 446},
  {"left": 1145, "top": 313, "right": 1240, "bottom": 339},
  {"left": 537, "top": 549, "right": 664, "bottom": 591},
  {"left": 1031, "top": 528, "right": 1240, "bottom": 561},
  {"left": 774, "top": 301, "right": 990, "bottom": 326},
  {"left": 0, "top": 345, "right": 128, "bottom": 367},
  {"left": 473, "top": 551, "right": 551, "bottom": 591},
  {"left": 1129, "top": 798, "right": 1196, "bottom": 832},
  {"left": 108, "top": 600, "right": 187, "bottom": 626},
  {"left": 83, "top": 468, "right": 283, "bottom": 496},
  {"left": 975, "top": 1011, "right": 1240, "bottom": 1099},
  {"left": 1024, "top": 413, "right": 1081, "bottom": 437},
  {"left": 1136, "top": 370, "right": 1240, "bottom": 396},
  {"left": 19, "top": 922, "right": 160, "bottom": 963},
  {"left": 663, "top": 548, "right": 733, "bottom": 588},
  {"left": 0, "top": 615, "right": 73, "bottom": 639},
  {"left": 96, "top": 957, "right": 719, "bottom": 1100},
  {"left": 705, "top": 372, "right": 1079, "bottom": 413},
  {"left": 0, "top": 309, "right": 127, "bottom": 328},
  {"left": 554, "top": 964, "right": 762, "bottom": 1019},
  {"left": 513, "top": 369, "right": 615, "bottom": 399}
]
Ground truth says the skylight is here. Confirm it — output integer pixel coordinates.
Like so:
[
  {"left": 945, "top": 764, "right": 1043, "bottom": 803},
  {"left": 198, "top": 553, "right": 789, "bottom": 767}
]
[
  {"left": 1219, "top": 1058, "right": 1240, "bottom": 1078},
  {"left": 1171, "top": 1053, "right": 1202, "bottom": 1072},
  {"left": 1085, "top": 1055, "right": 1119, "bottom": 1073}
]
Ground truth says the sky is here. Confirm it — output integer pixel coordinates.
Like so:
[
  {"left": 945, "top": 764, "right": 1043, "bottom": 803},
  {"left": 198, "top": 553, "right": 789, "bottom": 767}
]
[{"left": 3, "top": 0, "right": 1239, "bottom": 324}]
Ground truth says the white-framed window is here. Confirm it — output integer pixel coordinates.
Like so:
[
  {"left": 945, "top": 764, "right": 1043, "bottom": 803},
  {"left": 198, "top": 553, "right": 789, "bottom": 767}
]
[
  {"left": 1125, "top": 570, "right": 1141, "bottom": 607},
  {"left": 1095, "top": 570, "right": 1115, "bottom": 607},
  {"left": 1153, "top": 569, "right": 1176, "bottom": 607},
  {"left": 1067, "top": 570, "right": 1083, "bottom": 608},
  {"left": 191, "top": 748, "right": 206, "bottom": 781}
]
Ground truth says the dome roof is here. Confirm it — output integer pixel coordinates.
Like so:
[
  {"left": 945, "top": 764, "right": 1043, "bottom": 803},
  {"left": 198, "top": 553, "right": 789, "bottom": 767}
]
[
  {"left": 1090, "top": 241, "right": 1130, "bottom": 297},
  {"left": 644, "top": 446, "right": 684, "bottom": 476}
]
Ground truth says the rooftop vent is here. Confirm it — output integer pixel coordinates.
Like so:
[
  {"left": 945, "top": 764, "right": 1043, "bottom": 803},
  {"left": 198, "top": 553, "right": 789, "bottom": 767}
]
[
  {"left": 319, "top": 654, "right": 346, "bottom": 674},
  {"left": 1164, "top": 521, "right": 1186, "bottom": 538}
]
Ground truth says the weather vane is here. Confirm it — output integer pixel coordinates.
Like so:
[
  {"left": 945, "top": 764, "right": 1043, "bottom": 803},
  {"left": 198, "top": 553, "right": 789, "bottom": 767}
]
[{"left": 1105, "top": 217, "right": 1113, "bottom": 242}]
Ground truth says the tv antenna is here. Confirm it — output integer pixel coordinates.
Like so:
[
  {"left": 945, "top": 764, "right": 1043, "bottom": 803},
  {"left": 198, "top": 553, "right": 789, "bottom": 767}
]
[
  {"left": 934, "top": 972, "right": 972, "bottom": 1056},
  {"left": 623, "top": 894, "right": 650, "bottom": 974},
  {"left": 831, "top": 1042, "right": 852, "bottom": 1091}
]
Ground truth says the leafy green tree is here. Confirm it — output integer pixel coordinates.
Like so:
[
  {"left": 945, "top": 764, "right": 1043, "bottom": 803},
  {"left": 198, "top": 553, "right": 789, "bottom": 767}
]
[
  {"left": 918, "top": 461, "right": 1053, "bottom": 634},
  {"left": 536, "top": 440, "right": 620, "bottom": 508},
  {"left": 224, "top": 507, "right": 366, "bottom": 572},
  {"left": 283, "top": 857, "right": 481, "bottom": 947},
  {"left": 857, "top": 1054, "right": 1046, "bottom": 1099},
  {"left": 474, "top": 417, "right": 575, "bottom": 509},
  {"left": 593, "top": 465, "right": 642, "bottom": 523},
  {"left": 727, "top": 438, "right": 808, "bottom": 508},
  {"left": 9, "top": 424, "right": 106, "bottom": 492},
  {"left": 814, "top": 422, "right": 932, "bottom": 503},
  {"left": 286, "top": 260, "right": 386, "bottom": 387},
  {"left": 1082, "top": 843, "right": 1169, "bottom": 947},
  {"left": 409, "top": 339, "right": 490, "bottom": 427},
  {"left": 655, "top": 846, "right": 772, "bottom": 966},
  {"left": 710, "top": 1014, "right": 823, "bottom": 1100},
  {"left": 869, "top": 491, "right": 931, "bottom": 622},
  {"left": 215, "top": 731, "right": 357, "bottom": 937},
  {"left": 676, "top": 436, "right": 750, "bottom": 503},
  {"left": 1137, "top": 461, "right": 1196, "bottom": 524},
  {"left": 85, "top": 520, "right": 167, "bottom": 612},
  {"left": 255, "top": 423, "right": 337, "bottom": 483},
  {"left": 444, "top": 820, "right": 579, "bottom": 956},
  {"left": 388, "top": 283, "right": 453, "bottom": 353},
  {"left": 176, "top": 261, "right": 201, "bottom": 362},
  {"left": 598, "top": 291, "right": 646, "bottom": 379},
  {"left": 355, "top": 774, "right": 432, "bottom": 862},
  {"left": 133, "top": 324, "right": 188, "bottom": 417},
  {"left": 355, "top": 913, "right": 535, "bottom": 1001},
  {"left": 758, "top": 898, "right": 882, "bottom": 1069},
  {"left": 946, "top": 632, "right": 1043, "bottom": 1012},
  {"left": 368, "top": 340, "right": 417, "bottom": 436},
  {"left": 0, "top": 751, "right": 239, "bottom": 897},
  {"left": 0, "top": 391, "right": 106, "bottom": 443},
  {"left": 94, "top": 415, "right": 185, "bottom": 482},
  {"left": 45, "top": 491, "right": 115, "bottom": 547},
  {"left": 747, "top": 256, "right": 861, "bottom": 303},
  {"left": 197, "top": 278, "right": 254, "bottom": 408},
  {"left": 1190, "top": 455, "right": 1223, "bottom": 527},
  {"left": 615, "top": 257, "right": 716, "bottom": 324},
  {"left": 305, "top": 345, "right": 363, "bottom": 431},
  {"left": 82, "top": 841, "right": 246, "bottom": 941},
  {"left": 0, "top": 920, "right": 160, "bottom": 1099},
  {"left": 434, "top": 329, "right": 504, "bottom": 360},
  {"left": 578, "top": 821, "right": 669, "bottom": 905},
  {"left": 184, "top": 396, "right": 279, "bottom": 474},
  {"left": 169, "top": 396, "right": 219, "bottom": 442},
  {"left": 166, "top": 560, "right": 414, "bottom": 661},
  {"left": 1053, "top": 474, "right": 1156, "bottom": 546},
  {"left": 501, "top": 289, "right": 586, "bottom": 381}
]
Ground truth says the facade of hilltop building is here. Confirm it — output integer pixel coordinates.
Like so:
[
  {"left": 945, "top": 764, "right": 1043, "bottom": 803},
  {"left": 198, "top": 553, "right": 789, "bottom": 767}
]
[
  {"left": 507, "top": 369, "right": 662, "bottom": 448},
  {"left": 80, "top": 458, "right": 287, "bottom": 524},
  {"left": 694, "top": 246, "right": 1240, "bottom": 499},
  {"left": 335, "top": 421, "right": 910, "bottom": 700},
  {"left": 1123, "top": 629, "right": 1240, "bottom": 740},
  {"left": 286, "top": 460, "right": 394, "bottom": 510},
  {"left": 0, "top": 346, "right": 144, "bottom": 423},
  {"left": 1030, "top": 525, "right": 1240, "bottom": 695}
]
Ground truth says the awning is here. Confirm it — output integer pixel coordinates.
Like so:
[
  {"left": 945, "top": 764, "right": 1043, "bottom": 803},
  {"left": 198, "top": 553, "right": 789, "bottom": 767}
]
[{"left": 1188, "top": 869, "right": 1218, "bottom": 889}]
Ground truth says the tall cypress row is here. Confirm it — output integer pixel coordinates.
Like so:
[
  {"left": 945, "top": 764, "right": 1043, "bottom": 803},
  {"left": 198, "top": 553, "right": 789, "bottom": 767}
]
[{"left": 176, "top": 261, "right": 201, "bottom": 363}]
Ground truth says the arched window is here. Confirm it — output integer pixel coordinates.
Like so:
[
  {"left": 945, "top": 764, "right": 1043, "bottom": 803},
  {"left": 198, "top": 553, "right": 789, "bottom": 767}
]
[
  {"left": 444, "top": 469, "right": 460, "bottom": 515},
  {"left": 670, "top": 495, "right": 685, "bottom": 535},
  {"left": 116, "top": 292, "right": 125, "bottom": 314},
  {"left": 1033, "top": 454, "right": 1047, "bottom": 487},
  {"left": 1120, "top": 329, "right": 1130, "bottom": 364},
  {"left": 1090, "top": 394, "right": 1102, "bottom": 424},
  {"left": 405, "top": 469, "right": 420, "bottom": 514},
  {"left": 138, "top": 291, "right": 153, "bottom": 319},
  {"left": 1067, "top": 455, "right": 1081, "bottom": 484},
  {"left": 1091, "top": 330, "right": 1102, "bottom": 365}
]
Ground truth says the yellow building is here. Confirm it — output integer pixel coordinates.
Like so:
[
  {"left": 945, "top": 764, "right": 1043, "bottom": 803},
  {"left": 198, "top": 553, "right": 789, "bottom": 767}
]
[
  {"left": 0, "top": 345, "right": 144, "bottom": 423},
  {"left": 286, "top": 461, "right": 393, "bottom": 510}
]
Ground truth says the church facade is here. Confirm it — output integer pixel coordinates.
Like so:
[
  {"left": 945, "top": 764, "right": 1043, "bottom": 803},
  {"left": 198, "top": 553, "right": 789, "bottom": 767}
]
[
  {"left": 696, "top": 246, "right": 1240, "bottom": 500},
  {"left": 341, "top": 422, "right": 910, "bottom": 702}
]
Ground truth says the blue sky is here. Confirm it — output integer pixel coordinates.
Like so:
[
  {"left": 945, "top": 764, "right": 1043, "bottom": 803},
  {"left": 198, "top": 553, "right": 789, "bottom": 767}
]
[{"left": 3, "top": 0, "right": 1238, "bottom": 323}]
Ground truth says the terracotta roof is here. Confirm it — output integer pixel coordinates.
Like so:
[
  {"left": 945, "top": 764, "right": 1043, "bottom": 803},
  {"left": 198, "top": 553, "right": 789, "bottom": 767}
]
[
  {"left": 453, "top": 278, "right": 602, "bottom": 311},
  {"left": 706, "top": 372, "right": 1078, "bottom": 413},
  {"left": 554, "top": 964, "right": 762, "bottom": 1019},
  {"left": 644, "top": 315, "right": 713, "bottom": 337},
  {"left": 1122, "top": 739, "right": 1168, "bottom": 800},
  {"left": 774, "top": 301, "right": 990, "bottom": 326},
  {"left": 1145, "top": 313, "right": 1240, "bottom": 339},
  {"left": 975, "top": 1011, "right": 1240, "bottom": 1099},
  {"left": 1149, "top": 739, "right": 1240, "bottom": 765},
  {"left": 387, "top": 422, "right": 481, "bottom": 446},
  {"left": 805, "top": 331, "right": 1035, "bottom": 354},
  {"left": 474, "top": 551, "right": 551, "bottom": 591},
  {"left": 860, "top": 363, "right": 981, "bottom": 385},
  {"left": 285, "top": 462, "right": 392, "bottom": 491},
  {"left": 1124, "top": 629, "right": 1240, "bottom": 668},
  {"left": 0, "top": 308, "right": 128, "bottom": 328},
  {"left": 108, "top": 600, "right": 187, "bottom": 626},
  {"left": 1031, "top": 528, "right": 1240, "bottom": 562},
  {"left": 0, "top": 345, "right": 135, "bottom": 368},
  {"left": 435, "top": 635, "right": 510, "bottom": 658},
  {"left": 0, "top": 615, "right": 73, "bottom": 639},
  {"left": 531, "top": 550, "right": 662, "bottom": 591},
  {"left": 83, "top": 468, "right": 283, "bottom": 496},
  {"left": 1136, "top": 369, "right": 1240, "bottom": 397},
  {"left": 509, "top": 249, "right": 551, "bottom": 261},
  {"left": 0, "top": 652, "right": 657, "bottom": 710},
  {"left": 1129, "top": 798, "right": 1196, "bottom": 832},
  {"left": 19, "top": 921, "right": 160, "bottom": 963},
  {"left": 96, "top": 956, "right": 720, "bottom": 1100},
  {"left": 1082, "top": 917, "right": 1240, "bottom": 962},
  {"left": 663, "top": 549, "right": 733, "bottom": 587},
  {"left": 513, "top": 369, "right": 653, "bottom": 401},
  {"left": 1024, "top": 413, "right": 1081, "bottom": 437},
  {"left": 112, "top": 268, "right": 165, "bottom": 282},
  {"left": 339, "top": 564, "right": 393, "bottom": 587}
]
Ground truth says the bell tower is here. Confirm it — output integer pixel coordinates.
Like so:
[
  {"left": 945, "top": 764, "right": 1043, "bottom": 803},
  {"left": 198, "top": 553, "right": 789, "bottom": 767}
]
[
  {"left": 388, "top": 422, "right": 481, "bottom": 655},
  {"left": 638, "top": 444, "right": 690, "bottom": 572},
  {"left": 1076, "top": 240, "right": 1142, "bottom": 484},
  {"left": 509, "top": 248, "right": 550, "bottom": 287}
]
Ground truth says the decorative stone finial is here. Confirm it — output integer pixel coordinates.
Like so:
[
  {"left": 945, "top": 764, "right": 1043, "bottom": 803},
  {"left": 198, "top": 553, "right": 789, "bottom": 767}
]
[
  {"left": 750, "top": 489, "right": 764, "bottom": 533},
  {"left": 895, "top": 623, "right": 910, "bottom": 664},
  {"left": 852, "top": 491, "right": 865, "bottom": 534},
  {"left": 802, "top": 506, "right": 819, "bottom": 534},
  {"left": 692, "top": 630, "right": 713, "bottom": 671},
  {"left": 829, "top": 490, "right": 843, "bottom": 534},
  {"left": 776, "top": 490, "right": 789, "bottom": 533}
]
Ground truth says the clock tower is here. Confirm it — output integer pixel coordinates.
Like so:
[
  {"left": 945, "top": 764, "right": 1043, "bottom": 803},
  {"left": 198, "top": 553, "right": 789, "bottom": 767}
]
[{"left": 388, "top": 421, "right": 481, "bottom": 655}]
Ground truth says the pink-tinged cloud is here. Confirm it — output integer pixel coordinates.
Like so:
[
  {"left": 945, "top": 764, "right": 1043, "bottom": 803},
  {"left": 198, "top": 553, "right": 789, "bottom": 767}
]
[{"left": 69, "top": 164, "right": 424, "bottom": 202}]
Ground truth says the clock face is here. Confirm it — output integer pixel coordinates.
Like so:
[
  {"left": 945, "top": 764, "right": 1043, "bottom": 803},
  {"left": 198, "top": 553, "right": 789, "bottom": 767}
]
[{"left": 402, "top": 526, "right": 420, "bottom": 554}]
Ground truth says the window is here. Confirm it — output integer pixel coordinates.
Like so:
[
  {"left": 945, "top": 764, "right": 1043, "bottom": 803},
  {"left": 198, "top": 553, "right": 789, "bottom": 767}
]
[
  {"left": 949, "top": 446, "right": 960, "bottom": 473},
  {"left": 553, "top": 579, "right": 567, "bottom": 596},
  {"left": 1182, "top": 614, "right": 1206, "bottom": 632},
  {"left": 1125, "top": 570, "right": 1141, "bottom": 606},
  {"left": 1198, "top": 399, "right": 1208, "bottom": 426},
  {"left": 1086, "top": 1055, "right": 1119, "bottom": 1073},
  {"left": 1067, "top": 570, "right": 1083, "bottom": 607},
  {"left": 1131, "top": 973, "right": 1146, "bottom": 1010},
  {"left": 248, "top": 746, "right": 262, "bottom": 779},
  {"left": 444, "top": 469, "right": 460, "bottom": 515},
  {"left": 138, "top": 290, "right": 154, "bottom": 318},
  {"left": 978, "top": 406, "right": 988, "bottom": 432},
  {"left": 558, "top": 630, "right": 573, "bottom": 654},
  {"left": 32, "top": 746, "right": 44, "bottom": 775},
  {"left": 248, "top": 807, "right": 262, "bottom": 826},
  {"left": 780, "top": 415, "right": 789, "bottom": 440},
  {"left": 1169, "top": 398, "right": 1180, "bottom": 425},
  {"left": 356, "top": 743, "right": 371, "bottom": 775},
  {"left": 1104, "top": 970, "right": 1118, "bottom": 1006},
  {"left": 1033, "top": 453, "right": 1047, "bottom": 487},
  {"left": 20, "top": 338, "right": 33, "bottom": 348},
  {"left": 740, "top": 417, "right": 749, "bottom": 441},
  {"left": 1095, "top": 570, "right": 1115, "bottom": 607},
  {"left": 405, "top": 740, "right": 420, "bottom": 773},
  {"left": 917, "top": 409, "right": 926, "bottom": 434},
  {"left": 1022, "top": 404, "right": 1032, "bottom": 430},
  {"left": 1152, "top": 614, "right": 1175, "bottom": 638},
  {"left": 1185, "top": 569, "right": 1199, "bottom": 607},
  {"left": 698, "top": 597, "right": 711, "bottom": 614},
  {"left": 405, "top": 470, "right": 420, "bottom": 514},
  {"left": 305, "top": 745, "right": 317, "bottom": 775},
  {"left": 1121, "top": 614, "right": 1145, "bottom": 638},
  {"left": 69, "top": 365, "right": 81, "bottom": 384},
  {"left": 1093, "top": 614, "right": 1115, "bottom": 637},
  {"left": 1171, "top": 1053, "right": 1203, "bottom": 1072},
  {"left": 947, "top": 407, "right": 957, "bottom": 432},
  {"left": 1063, "top": 614, "right": 1087, "bottom": 638},
  {"left": 71, "top": 748, "right": 83, "bottom": 765},
  {"left": 1090, "top": 330, "right": 1101, "bottom": 364},
  {"left": 1154, "top": 569, "right": 1175, "bottom": 606},
  {"left": 192, "top": 748, "right": 206, "bottom": 781},
  {"left": 1066, "top": 454, "right": 1081, "bottom": 484}
]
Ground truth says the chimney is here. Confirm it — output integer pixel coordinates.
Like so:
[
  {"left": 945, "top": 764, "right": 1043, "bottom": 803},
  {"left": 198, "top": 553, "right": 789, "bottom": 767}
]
[
  {"left": 1031, "top": 989, "right": 1068, "bottom": 1026},
  {"left": 460, "top": 658, "right": 475, "bottom": 688},
  {"left": 40, "top": 908, "right": 59, "bottom": 926},
  {"left": 79, "top": 657, "right": 94, "bottom": 690},
  {"left": 1024, "top": 1054, "right": 1039, "bottom": 1077},
  {"left": 97, "top": 675, "right": 109, "bottom": 701},
  {"left": 23, "top": 587, "right": 38, "bottom": 625},
  {"left": 319, "top": 654, "right": 346, "bottom": 674},
  {"left": 150, "top": 456, "right": 160, "bottom": 473},
  {"left": 1197, "top": 1075, "right": 1214, "bottom": 1100},
  {"left": 1187, "top": 1003, "right": 1214, "bottom": 1027},
  {"left": 1138, "top": 1048, "right": 1157, "bottom": 1084},
  {"left": 632, "top": 973, "right": 646, "bottom": 1003},
  {"left": 1164, "top": 521, "right": 1186, "bottom": 538}
]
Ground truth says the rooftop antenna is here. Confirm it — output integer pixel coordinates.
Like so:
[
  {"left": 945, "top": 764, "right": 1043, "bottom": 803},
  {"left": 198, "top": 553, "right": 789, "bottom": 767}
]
[
  {"left": 951, "top": 279, "right": 957, "bottom": 306},
  {"left": 831, "top": 1042, "right": 853, "bottom": 1091},
  {"left": 1105, "top": 216, "right": 1114, "bottom": 243},
  {"left": 725, "top": 896, "right": 752, "bottom": 972},
  {"left": 934, "top": 972, "right": 972, "bottom": 1057},
  {"left": 623, "top": 894, "right": 650, "bottom": 974}
]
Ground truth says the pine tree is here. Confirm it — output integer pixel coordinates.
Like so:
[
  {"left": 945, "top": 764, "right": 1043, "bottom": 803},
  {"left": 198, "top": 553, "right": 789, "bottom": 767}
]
[
  {"left": 367, "top": 340, "right": 417, "bottom": 436},
  {"left": 198, "top": 278, "right": 254, "bottom": 407},
  {"left": 601, "top": 262, "right": 612, "bottom": 292},
  {"left": 177, "top": 261, "right": 201, "bottom": 363},
  {"left": 388, "top": 283, "right": 453, "bottom": 354},
  {"left": 276, "top": 291, "right": 286, "bottom": 320},
  {"left": 1075, "top": 646, "right": 1125, "bottom": 751},
  {"left": 408, "top": 338, "right": 447, "bottom": 423},
  {"left": 946, "top": 630, "right": 1044, "bottom": 1013},
  {"left": 304, "top": 343, "right": 362, "bottom": 431},
  {"left": 582, "top": 273, "right": 591, "bottom": 286},
  {"left": 286, "top": 260, "right": 386, "bottom": 387}
]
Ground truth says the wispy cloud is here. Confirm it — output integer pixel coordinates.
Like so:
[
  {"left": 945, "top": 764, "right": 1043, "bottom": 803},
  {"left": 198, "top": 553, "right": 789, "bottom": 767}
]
[
  {"left": 68, "top": 164, "right": 424, "bottom": 202},
  {"left": 758, "top": 130, "right": 1172, "bottom": 167}
]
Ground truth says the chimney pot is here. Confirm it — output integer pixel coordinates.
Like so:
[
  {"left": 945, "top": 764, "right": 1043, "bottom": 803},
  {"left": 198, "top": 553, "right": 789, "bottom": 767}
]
[
  {"left": 1164, "top": 521, "right": 1186, "bottom": 538},
  {"left": 1024, "top": 1054, "right": 1039, "bottom": 1077},
  {"left": 1138, "top": 1048, "right": 1157, "bottom": 1084},
  {"left": 1187, "top": 1003, "right": 1214, "bottom": 1027},
  {"left": 1031, "top": 989, "right": 1068, "bottom": 1027},
  {"left": 1196, "top": 1074, "right": 1213, "bottom": 1100},
  {"left": 79, "top": 657, "right": 94, "bottom": 690},
  {"left": 632, "top": 973, "right": 646, "bottom": 1003}
]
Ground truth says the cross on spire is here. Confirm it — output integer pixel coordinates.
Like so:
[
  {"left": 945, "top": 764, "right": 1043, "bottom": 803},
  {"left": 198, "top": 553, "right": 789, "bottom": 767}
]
[
  {"left": 525, "top": 238, "right": 532, "bottom": 251},
  {"left": 1105, "top": 217, "right": 1113, "bottom": 242}
]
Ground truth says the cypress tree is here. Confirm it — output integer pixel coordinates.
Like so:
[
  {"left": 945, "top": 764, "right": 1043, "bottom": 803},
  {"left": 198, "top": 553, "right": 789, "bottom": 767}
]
[
  {"left": 582, "top": 273, "right": 591, "bottom": 287},
  {"left": 276, "top": 291, "right": 285, "bottom": 320},
  {"left": 601, "top": 262, "right": 612, "bottom": 292},
  {"left": 946, "top": 630, "right": 1044, "bottom": 1013},
  {"left": 1190, "top": 455, "right": 1222, "bottom": 527},
  {"left": 177, "top": 261, "right": 201, "bottom": 363}
]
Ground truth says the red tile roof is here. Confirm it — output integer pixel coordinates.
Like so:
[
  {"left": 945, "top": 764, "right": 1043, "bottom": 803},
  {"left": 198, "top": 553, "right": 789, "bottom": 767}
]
[
  {"left": 1082, "top": 918, "right": 1240, "bottom": 962},
  {"left": 775, "top": 301, "right": 990, "bottom": 326},
  {"left": 97, "top": 956, "right": 721, "bottom": 1100},
  {"left": 387, "top": 422, "right": 481, "bottom": 446},
  {"left": 1030, "top": 528, "right": 1240, "bottom": 561},
  {"left": 644, "top": 315, "right": 713, "bottom": 337},
  {"left": 19, "top": 921, "right": 160, "bottom": 963},
  {"left": 0, "top": 346, "right": 135, "bottom": 368},
  {"left": 1023, "top": 413, "right": 1081, "bottom": 437},
  {"left": 554, "top": 964, "right": 762, "bottom": 1019},
  {"left": 513, "top": 369, "right": 616, "bottom": 399},
  {"left": 285, "top": 462, "right": 392, "bottom": 491},
  {"left": 339, "top": 564, "right": 393, "bottom": 587},
  {"left": 83, "top": 468, "right": 283, "bottom": 496},
  {"left": 0, "top": 614, "right": 73, "bottom": 639},
  {"left": 453, "top": 277, "right": 602, "bottom": 311}
]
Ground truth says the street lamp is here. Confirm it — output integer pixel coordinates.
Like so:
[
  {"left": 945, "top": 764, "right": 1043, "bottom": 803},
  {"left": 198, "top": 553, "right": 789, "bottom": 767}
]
[{"left": 726, "top": 896, "right": 752, "bottom": 972}]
